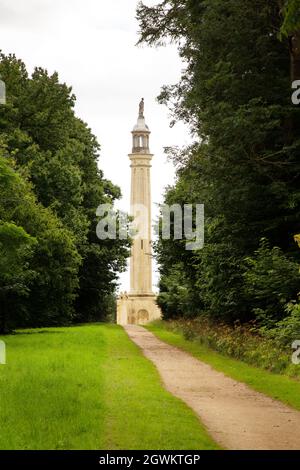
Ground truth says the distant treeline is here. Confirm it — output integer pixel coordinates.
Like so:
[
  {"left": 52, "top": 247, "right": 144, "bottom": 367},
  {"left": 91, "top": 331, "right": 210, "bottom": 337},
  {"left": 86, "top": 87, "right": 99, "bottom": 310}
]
[
  {"left": 0, "top": 52, "right": 130, "bottom": 333},
  {"left": 137, "top": 0, "right": 300, "bottom": 341}
]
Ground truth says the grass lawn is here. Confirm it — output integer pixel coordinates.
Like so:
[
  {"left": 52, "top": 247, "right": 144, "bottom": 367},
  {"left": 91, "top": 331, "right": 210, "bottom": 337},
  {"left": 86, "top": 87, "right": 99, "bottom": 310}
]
[
  {"left": 146, "top": 321, "right": 300, "bottom": 412},
  {"left": 0, "top": 324, "right": 218, "bottom": 450}
]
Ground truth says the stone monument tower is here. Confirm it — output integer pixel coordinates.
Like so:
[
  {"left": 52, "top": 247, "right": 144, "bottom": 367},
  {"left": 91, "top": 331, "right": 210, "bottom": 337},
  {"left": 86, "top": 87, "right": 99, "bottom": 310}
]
[{"left": 117, "top": 99, "right": 162, "bottom": 325}]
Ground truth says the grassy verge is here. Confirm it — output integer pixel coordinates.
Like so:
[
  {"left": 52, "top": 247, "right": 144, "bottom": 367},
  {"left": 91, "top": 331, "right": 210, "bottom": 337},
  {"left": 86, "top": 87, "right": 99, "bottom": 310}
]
[
  {"left": 146, "top": 321, "right": 300, "bottom": 412},
  {"left": 0, "top": 324, "right": 218, "bottom": 450}
]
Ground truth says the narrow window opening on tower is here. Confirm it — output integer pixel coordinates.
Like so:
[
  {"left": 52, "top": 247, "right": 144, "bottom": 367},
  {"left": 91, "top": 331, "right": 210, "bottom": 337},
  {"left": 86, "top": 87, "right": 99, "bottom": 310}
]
[
  {"left": 0, "top": 78, "right": 6, "bottom": 105},
  {"left": 141, "top": 240, "right": 144, "bottom": 250}
]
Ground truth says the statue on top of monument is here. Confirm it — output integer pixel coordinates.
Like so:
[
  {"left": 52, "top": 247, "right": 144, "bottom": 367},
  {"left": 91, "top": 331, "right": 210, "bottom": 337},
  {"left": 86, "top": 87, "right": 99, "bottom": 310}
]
[{"left": 139, "top": 98, "right": 144, "bottom": 118}]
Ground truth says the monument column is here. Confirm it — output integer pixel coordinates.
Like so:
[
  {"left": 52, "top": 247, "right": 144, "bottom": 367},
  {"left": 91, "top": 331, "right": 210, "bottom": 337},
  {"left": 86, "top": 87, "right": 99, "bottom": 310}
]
[
  {"left": 129, "top": 98, "right": 153, "bottom": 295},
  {"left": 117, "top": 99, "right": 161, "bottom": 325}
]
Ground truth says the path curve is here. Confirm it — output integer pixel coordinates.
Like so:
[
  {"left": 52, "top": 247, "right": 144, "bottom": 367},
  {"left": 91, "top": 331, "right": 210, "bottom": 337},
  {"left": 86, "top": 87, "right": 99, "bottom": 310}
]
[{"left": 124, "top": 325, "right": 300, "bottom": 450}]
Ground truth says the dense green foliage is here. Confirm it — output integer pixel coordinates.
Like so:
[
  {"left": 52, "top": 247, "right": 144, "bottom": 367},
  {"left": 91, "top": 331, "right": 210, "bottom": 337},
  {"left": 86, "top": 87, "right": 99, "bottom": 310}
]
[
  {"left": 0, "top": 53, "right": 130, "bottom": 332},
  {"left": 280, "top": 0, "right": 300, "bottom": 38},
  {"left": 137, "top": 0, "right": 300, "bottom": 335},
  {"left": 280, "top": 0, "right": 300, "bottom": 82}
]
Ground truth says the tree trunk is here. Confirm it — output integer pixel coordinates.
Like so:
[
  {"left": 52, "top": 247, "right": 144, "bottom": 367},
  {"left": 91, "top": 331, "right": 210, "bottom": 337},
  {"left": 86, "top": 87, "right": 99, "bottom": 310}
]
[
  {"left": 290, "top": 31, "right": 300, "bottom": 82},
  {"left": 0, "top": 292, "right": 9, "bottom": 335}
]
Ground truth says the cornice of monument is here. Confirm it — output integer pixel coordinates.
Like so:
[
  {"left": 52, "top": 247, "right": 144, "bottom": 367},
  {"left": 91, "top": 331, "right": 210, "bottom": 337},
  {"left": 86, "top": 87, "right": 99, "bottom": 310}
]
[
  {"left": 128, "top": 153, "right": 153, "bottom": 158},
  {"left": 128, "top": 154, "right": 153, "bottom": 168}
]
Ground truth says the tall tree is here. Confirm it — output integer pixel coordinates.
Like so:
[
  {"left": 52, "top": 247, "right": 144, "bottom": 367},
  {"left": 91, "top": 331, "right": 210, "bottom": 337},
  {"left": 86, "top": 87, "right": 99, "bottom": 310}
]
[
  {"left": 137, "top": 0, "right": 300, "bottom": 323},
  {"left": 0, "top": 149, "right": 80, "bottom": 331},
  {"left": 0, "top": 52, "right": 130, "bottom": 327}
]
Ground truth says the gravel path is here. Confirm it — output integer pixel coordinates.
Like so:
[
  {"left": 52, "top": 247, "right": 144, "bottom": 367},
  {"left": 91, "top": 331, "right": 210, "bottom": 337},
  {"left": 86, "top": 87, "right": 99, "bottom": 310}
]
[{"left": 124, "top": 325, "right": 300, "bottom": 450}]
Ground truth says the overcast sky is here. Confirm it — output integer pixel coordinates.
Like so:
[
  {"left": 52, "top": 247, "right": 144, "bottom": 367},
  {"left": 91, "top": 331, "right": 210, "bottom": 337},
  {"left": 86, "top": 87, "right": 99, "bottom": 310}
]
[{"left": 0, "top": 0, "right": 190, "bottom": 290}]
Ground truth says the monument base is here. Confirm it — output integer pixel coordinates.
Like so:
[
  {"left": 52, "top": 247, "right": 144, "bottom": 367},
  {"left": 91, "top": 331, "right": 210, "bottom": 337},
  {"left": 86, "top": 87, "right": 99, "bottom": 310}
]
[{"left": 116, "top": 293, "right": 162, "bottom": 325}]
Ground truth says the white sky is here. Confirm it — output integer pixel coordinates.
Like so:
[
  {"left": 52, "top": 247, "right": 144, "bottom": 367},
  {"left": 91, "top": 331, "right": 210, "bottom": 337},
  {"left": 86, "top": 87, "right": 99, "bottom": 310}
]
[{"left": 0, "top": 0, "right": 190, "bottom": 291}]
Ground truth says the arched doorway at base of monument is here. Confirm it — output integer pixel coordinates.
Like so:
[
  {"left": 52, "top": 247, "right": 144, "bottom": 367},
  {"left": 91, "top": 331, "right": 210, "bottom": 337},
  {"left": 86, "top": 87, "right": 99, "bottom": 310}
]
[
  {"left": 128, "top": 309, "right": 149, "bottom": 325},
  {"left": 137, "top": 309, "right": 149, "bottom": 324},
  {"left": 128, "top": 314, "right": 136, "bottom": 324}
]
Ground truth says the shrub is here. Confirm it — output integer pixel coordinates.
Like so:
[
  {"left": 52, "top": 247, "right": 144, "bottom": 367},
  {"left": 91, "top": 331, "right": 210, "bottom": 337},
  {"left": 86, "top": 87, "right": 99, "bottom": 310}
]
[
  {"left": 261, "top": 301, "right": 300, "bottom": 347},
  {"left": 244, "top": 239, "right": 300, "bottom": 326}
]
